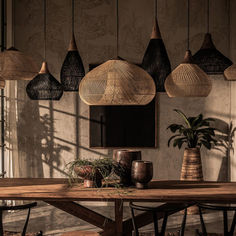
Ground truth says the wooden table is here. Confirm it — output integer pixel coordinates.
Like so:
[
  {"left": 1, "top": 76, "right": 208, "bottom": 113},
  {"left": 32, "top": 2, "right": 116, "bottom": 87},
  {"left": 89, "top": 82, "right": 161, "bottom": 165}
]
[{"left": 1, "top": 179, "right": 236, "bottom": 235}]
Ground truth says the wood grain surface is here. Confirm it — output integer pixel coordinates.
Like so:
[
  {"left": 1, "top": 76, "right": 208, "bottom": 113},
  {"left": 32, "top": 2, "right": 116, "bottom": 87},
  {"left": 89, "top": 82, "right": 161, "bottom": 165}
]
[{"left": 0, "top": 179, "right": 234, "bottom": 203}]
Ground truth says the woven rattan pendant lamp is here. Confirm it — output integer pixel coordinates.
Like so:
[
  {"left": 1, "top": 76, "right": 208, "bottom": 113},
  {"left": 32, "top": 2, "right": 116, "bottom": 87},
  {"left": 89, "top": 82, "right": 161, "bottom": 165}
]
[
  {"left": 193, "top": 0, "right": 232, "bottom": 74},
  {"left": 0, "top": 0, "right": 37, "bottom": 81},
  {"left": 79, "top": 0, "right": 155, "bottom": 106},
  {"left": 60, "top": 0, "right": 85, "bottom": 91},
  {"left": 26, "top": 0, "right": 63, "bottom": 100},
  {"left": 164, "top": 0, "right": 212, "bottom": 97},
  {"left": 224, "top": 0, "right": 236, "bottom": 80},
  {"left": 141, "top": 0, "right": 171, "bottom": 92}
]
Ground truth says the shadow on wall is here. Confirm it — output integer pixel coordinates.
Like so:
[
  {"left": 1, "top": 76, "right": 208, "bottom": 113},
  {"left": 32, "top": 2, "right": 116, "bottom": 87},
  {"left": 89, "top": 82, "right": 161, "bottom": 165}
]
[
  {"left": 17, "top": 98, "right": 71, "bottom": 178},
  {"left": 213, "top": 119, "right": 236, "bottom": 182}
]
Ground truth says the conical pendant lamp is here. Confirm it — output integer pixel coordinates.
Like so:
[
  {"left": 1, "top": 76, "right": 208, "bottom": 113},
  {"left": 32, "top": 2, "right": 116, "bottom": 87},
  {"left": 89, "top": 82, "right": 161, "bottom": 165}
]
[
  {"left": 193, "top": 0, "right": 232, "bottom": 74},
  {"left": 164, "top": 0, "right": 212, "bottom": 97},
  {"left": 224, "top": 0, "right": 236, "bottom": 80},
  {"left": 79, "top": 0, "right": 155, "bottom": 106},
  {"left": 141, "top": 0, "right": 171, "bottom": 92},
  {"left": 60, "top": 0, "right": 85, "bottom": 91},
  {"left": 26, "top": 0, "right": 63, "bottom": 100}
]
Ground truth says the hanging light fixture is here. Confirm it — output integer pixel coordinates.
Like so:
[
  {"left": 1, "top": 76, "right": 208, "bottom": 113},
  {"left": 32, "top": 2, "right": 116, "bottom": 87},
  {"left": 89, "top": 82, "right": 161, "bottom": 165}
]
[
  {"left": 193, "top": 0, "right": 232, "bottom": 74},
  {"left": 224, "top": 0, "right": 236, "bottom": 80},
  {"left": 164, "top": 0, "right": 212, "bottom": 97},
  {"left": 79, "top": 0, "right": 155, "bottom": 106},
  {"left": 60, "top": 0, "right": 85, "bottom": 91},
  {"left": 26, "top": 0, "right": 63, "bottom": 100},
  {"left": 0, "top": 0, "right": 38, "bottom": 81},
  {"left": 141, "top": 0, "right": 171, "bottom": 92}
]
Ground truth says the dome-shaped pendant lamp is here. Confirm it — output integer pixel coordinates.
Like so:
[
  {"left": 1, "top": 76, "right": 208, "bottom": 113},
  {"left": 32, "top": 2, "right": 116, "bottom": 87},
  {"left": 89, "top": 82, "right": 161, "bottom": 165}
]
[
  {"left": 141, "top": 0, "right": 171, "bottom": 92},
  {"left": 224, "top": 0, "right": 236, "bottom": 81},
  {"left": 60, "top": 0, "right": 85, "bottom": 91},
  {"left": 79, "top": 0, "right": 156, "bottom": 106},
  {"left": 0, "top": 47, "right": 38, "bottom": 80},
  {"left": 0, "top": 0, "right": 38, "bottom": 81},
  {"left": 193, "top": 0, "right": 232, "bottom": 74},
  {"left": 164, "top": 0, "right": 212, "bottom": 97},
  {"left": 26, "top": 0, "right": 63, "bottom": 100}
]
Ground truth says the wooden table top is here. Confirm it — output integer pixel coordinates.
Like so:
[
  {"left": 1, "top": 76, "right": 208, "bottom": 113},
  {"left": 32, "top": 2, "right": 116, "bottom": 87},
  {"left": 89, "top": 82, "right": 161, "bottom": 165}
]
[{"left": 0, "top": 178, "right": 236, "bottom": 203}]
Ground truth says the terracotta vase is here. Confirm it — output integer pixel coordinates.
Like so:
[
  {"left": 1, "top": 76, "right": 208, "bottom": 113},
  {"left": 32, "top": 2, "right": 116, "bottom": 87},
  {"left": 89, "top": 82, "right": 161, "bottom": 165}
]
[
  {"left": 131, "top": 160, "right": 153, "bottom": 189},
  {"left": 113, "top": 150, "right": 141, "bottom": 186},
  {"left": 181, "top": 148, "right": 203, "bottom": 214},
  {"left": 74, "top": 165, "right": 103, "bottom": 188}
]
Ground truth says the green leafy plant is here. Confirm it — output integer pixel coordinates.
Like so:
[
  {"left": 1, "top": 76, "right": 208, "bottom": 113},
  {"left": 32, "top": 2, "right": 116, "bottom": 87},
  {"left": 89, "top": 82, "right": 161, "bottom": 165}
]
[
  {"left": 167, "top": 109, "right": 217, "bottom": 149},
  {"left": 66, "top": 157, "right": 118, "bottom": 187}
]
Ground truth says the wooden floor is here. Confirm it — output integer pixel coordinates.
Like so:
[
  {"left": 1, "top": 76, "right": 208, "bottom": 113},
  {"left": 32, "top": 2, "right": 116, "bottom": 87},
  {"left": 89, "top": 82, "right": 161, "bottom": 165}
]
[{"left": 0, "top": 202, "right": 230, "bottom": 235}]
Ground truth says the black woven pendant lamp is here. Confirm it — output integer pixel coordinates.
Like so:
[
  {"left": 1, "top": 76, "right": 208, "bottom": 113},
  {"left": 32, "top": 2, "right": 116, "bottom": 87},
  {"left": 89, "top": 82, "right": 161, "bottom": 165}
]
[
  {"left": 141, "top": 0, "right": 171, "bottom": 92},
  {"left": 26, "top": 0, "right": 63, "bottom": 100},
  {"left": 193, "top": 0, "right": 232, "bottom": 74},
  {"left": 60, "top": 0, "right": 85, "bottom": 91}
]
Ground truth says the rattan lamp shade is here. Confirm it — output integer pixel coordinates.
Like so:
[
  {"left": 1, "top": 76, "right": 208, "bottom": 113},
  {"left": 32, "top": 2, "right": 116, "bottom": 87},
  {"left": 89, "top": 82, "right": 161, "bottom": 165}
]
[
  {"left": 165, "top": 50, "right": 212, "bottom": 97},
  {"left": 224, "top": 64, "right": 236, "bottom": 81},
  {"left": 142, "top": 18, "right": 171, "bottom": 92},
  {"left": 60, "top": 34, "right": 85, "bottom": 91},
  {"left": 193, "top": 33, "right": 232, "bottom": 74},
  {"left": 0, "top": 47, "right": 37, "bottom": 80},
  {"left": 79, "top": 59, "right": 156, "bottom": 106},
  {"left": 26, "top": 62, "right": 63, "bottom": 100}
]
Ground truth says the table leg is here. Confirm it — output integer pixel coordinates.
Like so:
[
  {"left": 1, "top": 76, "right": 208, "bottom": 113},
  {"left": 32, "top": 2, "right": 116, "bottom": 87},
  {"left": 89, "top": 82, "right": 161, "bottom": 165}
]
[{"left": 115, "top": 199, "right": 123, "bottom": 236}]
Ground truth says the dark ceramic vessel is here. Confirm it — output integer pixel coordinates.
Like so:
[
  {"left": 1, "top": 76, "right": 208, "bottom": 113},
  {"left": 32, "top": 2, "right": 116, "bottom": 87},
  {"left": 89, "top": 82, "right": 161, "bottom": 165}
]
[
  {"left": 113, "top": 150, "right": 141, "bottom": 186},
  {"left": 131, "top": 160, "right": 153, "bottom": 189}
]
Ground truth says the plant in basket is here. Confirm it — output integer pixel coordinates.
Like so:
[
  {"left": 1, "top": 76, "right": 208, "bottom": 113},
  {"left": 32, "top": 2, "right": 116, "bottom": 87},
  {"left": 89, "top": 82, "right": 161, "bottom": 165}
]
[{"left": 67, "top": 158, "right": 114, "bottom": 188}]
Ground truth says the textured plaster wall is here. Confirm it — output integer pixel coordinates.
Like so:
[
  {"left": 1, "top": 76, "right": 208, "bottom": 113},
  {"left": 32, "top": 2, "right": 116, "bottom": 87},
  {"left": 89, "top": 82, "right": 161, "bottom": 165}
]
[{"left": 11, "top": 0, "right": 235, "bottom": 181}]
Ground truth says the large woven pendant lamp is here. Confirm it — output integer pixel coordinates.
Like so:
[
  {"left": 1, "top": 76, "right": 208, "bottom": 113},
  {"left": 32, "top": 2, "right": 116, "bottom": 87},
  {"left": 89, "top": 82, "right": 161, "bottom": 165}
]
[
  {"left": 79, "top": 0, "right": 155, "bottom": 106},
  {"left": 60, "top": 0, "right": 85, "bottom": 91},
  {"left": 141, "top": 0, "right": 171, "bottom": 92},
  {"left": 26, "top": 0, "right": 63, "bottom": 100},
  {"left": 0, "top": 0, "right": 37, "bottom": 81},
  {"left": 224, "top": 0, "right": 236, "bottom": 80},
  {"left": 164, "top": 0, "right": 212, "bottom": 97},
  {"left": 193, "top": 0, "right": 232, "bottom": 74}
]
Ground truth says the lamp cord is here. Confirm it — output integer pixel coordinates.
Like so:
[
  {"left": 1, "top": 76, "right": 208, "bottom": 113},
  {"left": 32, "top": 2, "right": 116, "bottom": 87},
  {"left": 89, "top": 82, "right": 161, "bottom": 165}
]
[
  {"left": 116, "top": 0, "right": 119, "bottom": 57},
  {"left": 207, "top": 0, "right": 209, "bottom": 33},
  {"left": 12, "top": 0, "right": 15, "bottom": 47},
  {"left": 44, "top": 0, "right": 46, "bottom": 61},
  {"left": 72, "top": 0, "right": 74, "bottom": 34},
  {"left": 187, "top": 0, "right": 190, "bottom": 50},
  {"left": 154, "top": 0, "right": 157, "bottom": 19}
]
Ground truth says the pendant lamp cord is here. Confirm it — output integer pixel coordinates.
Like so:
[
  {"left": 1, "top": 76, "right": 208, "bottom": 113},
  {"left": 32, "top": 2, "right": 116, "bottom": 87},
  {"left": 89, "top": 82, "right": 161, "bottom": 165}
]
[
  {"left": 116, "top": 0, "right": 119, "bottom": 57},
  {"left": 187, "top": 0, "right": 190, "bottom": 50},
  {"left": 154, "top": 0, "right": 157, "bottom": 19},
  {"left": 207, "top": 0, "right": 209, "bottom": 33},
  {"left": 12, "top": 0, "right": 15, "bottom": 47},
  {"left": 72, "top": 0, "right": 74, "bottom": 34},
  {"left": 44, "top": 0, "right": 46, "bottom": 61}
]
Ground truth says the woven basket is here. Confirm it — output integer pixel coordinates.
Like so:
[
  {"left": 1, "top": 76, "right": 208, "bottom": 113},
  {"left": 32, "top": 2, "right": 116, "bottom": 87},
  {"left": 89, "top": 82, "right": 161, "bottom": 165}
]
[
  {"left": 193, "top": 33, "right": 232, "bottom": 75},
  {"left": 165, "top": 50, "right": 212, "bottom": 97},
  {"left": 79, "top": 58, "right": 156, "bottom": 106},
  {"left": 26, "top": 61, "right": 63, "bottom": 100},
  {"left": 60, "top": 33, "right": 85, "bottom": 91},
  {"left": 224, "top": 64, "right": 236, "bottom": 81},
  {"left": 142, "top": 18, "right": 171, "bottom": 92},
  {"left": 0, "top": 47, "right": 38, "bottom": 80}
]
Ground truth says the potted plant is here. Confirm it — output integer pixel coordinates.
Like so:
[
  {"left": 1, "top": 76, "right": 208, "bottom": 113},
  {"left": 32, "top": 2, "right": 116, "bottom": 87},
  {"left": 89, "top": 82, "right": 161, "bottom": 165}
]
[
  {"left": 167, "top": 109, "right": 217, "bottom": 181},
  {"left": 67, "top": 157, "right": 114, "bottom": 188}
]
